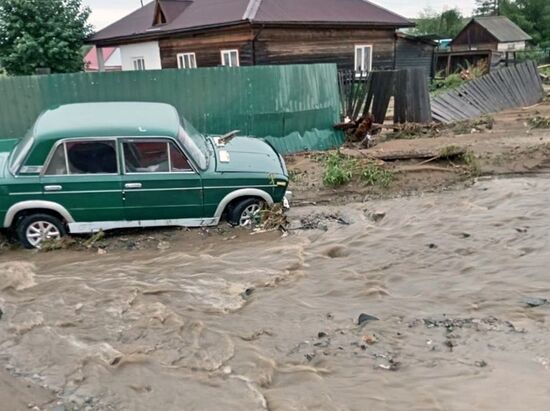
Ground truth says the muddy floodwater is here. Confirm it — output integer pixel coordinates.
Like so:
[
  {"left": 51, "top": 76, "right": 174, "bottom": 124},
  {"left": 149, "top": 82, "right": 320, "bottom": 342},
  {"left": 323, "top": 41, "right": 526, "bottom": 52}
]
[{"left": 1, "top": 176, "right": 550, "bottom": 410}]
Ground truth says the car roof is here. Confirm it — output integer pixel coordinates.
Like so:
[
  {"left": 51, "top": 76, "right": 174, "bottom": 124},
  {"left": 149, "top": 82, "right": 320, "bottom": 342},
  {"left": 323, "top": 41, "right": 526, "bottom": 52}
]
[{"left": 33, "top": 102, "right": 181, "bottom": 141}]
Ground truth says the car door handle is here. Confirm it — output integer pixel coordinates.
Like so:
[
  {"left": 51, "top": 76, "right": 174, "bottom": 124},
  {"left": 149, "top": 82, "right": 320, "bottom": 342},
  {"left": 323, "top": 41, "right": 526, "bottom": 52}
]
[
  {"left": 44, "top": 185, "right": 63, "bottom": 192},
  {"left": 124, "top": 183, "right": 142, "bottom": 189}
]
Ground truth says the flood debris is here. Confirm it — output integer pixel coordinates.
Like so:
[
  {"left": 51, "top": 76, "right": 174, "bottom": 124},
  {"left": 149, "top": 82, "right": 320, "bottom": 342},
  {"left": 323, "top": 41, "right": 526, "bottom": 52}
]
[
  {"left": 522, "top": 297, "right": 549, "bottom": 307},
  {"left": 357, "top": 313, "right": 379, "bottom": 326},
  {"left": 475, "top": 360, "right": 488, "bottom": 368},
  {"left": 293, "top": 212, "right": 353, "bottom": 231},
  {"left": 259, "top": 204, "right": 289, "bottom": 232},
  {"left": 528, "top": 116, "right": 550, "bottom": 129}
]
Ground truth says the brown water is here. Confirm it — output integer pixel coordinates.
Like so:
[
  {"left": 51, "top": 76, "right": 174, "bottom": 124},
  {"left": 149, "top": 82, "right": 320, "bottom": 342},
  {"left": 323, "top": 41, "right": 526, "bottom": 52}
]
[{"left": 1, "top": 176, "right": 550, "bottom": 411}]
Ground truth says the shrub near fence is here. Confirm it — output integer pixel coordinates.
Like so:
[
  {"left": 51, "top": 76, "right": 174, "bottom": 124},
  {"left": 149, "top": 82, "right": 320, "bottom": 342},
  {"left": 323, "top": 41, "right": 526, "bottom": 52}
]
[{"left": 0, "top": 64, "right": 343, "bottom": 154}]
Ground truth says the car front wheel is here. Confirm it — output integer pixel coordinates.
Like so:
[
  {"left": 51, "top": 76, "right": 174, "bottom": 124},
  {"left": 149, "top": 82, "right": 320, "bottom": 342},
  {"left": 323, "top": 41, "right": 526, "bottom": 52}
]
[
  {"left": 228, "top": 198, "right": 264, "bottom": 228},
  {"left": 16, "top": 213, "right": 67, "bottom": 249}
]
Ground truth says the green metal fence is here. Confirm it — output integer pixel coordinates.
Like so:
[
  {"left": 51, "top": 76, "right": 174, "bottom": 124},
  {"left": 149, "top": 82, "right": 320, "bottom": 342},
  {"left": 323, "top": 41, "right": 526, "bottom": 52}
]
[{"left": 0, "top": 64, "right": 343, "bottom": 154}]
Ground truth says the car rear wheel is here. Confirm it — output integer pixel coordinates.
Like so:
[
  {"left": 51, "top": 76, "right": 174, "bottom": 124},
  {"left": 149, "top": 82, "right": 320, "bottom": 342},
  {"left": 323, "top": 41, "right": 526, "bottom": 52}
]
[
  {"left": 16, "top": 213, "right": 67, "bottom": 249},
  {"left": 228, "top": 198, "right": 264, "bottom": 228}
]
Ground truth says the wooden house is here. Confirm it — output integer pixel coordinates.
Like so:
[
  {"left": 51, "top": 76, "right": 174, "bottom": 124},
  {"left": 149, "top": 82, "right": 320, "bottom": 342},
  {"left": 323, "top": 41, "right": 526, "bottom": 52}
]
[
  {"left": 451, "top": 16, "right": 531, "bottom": 53},
  {"left": 435, "top": 16, "right": 532, "bottom": 75},
  {"left": 88, "top": 0, "right": 413, "bottom": 72}
]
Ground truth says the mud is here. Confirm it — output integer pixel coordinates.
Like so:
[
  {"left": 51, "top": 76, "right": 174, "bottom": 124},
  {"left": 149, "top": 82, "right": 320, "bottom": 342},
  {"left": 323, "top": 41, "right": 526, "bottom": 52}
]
[{"left": 1, "top": 175, "right": 550, "bottom": 410}]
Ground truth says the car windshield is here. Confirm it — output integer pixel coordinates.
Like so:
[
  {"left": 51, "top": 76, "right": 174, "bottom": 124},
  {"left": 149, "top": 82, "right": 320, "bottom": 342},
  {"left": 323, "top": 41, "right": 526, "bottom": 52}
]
[
  {"left": 9, "top": 132, "right": 34, "bottom": 174},
  {"left": 178, "top": 117, "right": 209, "bottom": 170}
]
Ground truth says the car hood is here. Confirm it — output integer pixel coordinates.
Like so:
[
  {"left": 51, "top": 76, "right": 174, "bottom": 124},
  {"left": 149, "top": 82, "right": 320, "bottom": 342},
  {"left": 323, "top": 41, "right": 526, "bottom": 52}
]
[{"left": 211, "top": 136, "right": 285, "bottom": 174}]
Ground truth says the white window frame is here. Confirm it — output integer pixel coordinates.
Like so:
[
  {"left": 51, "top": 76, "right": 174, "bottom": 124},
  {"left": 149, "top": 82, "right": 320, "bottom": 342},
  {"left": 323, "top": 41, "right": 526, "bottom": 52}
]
[
  {"left": 354, "top": 45, "right": 373, "bottom": 73},
  {"left": 177, "top": 52, "right": 197, "bottom": 69},
  {"left": 132, "top": 57, "right": 146, "bottom": 71},
  {"left": 221, "top": 49, "right": 240, "bottom": 67}
]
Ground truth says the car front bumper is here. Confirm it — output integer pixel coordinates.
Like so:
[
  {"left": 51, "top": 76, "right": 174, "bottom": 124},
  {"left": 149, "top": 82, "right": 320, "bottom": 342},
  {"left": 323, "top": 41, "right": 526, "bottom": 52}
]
[{"left": 283, "top": 190, "right": 293, "bottom": 209}]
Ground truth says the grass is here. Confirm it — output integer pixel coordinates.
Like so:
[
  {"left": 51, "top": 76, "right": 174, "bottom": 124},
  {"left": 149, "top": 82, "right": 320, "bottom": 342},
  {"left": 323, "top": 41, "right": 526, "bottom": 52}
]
[
  {"left": 449, "top": 116, "right": 494, "bottom": 134},
  {"left": 439, "top": 145, "right": 463, "bottom": 159},
  {"left": 361, "top": 163, "right": 394, "bottom": 187},
  {"left": 461, "top": 150, "right": 481, "bottom": 176},
  {"left": 322, "top": 151, "right": 393, "bottom": 188},
  {"left": 323, "top": 152, "right": 357, "bottom": 186}
]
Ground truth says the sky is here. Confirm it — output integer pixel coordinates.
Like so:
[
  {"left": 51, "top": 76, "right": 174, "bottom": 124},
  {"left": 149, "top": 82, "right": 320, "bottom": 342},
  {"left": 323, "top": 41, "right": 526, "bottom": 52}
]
[{"left": 84, "top": 0, "right": 478, "bottom": 30}]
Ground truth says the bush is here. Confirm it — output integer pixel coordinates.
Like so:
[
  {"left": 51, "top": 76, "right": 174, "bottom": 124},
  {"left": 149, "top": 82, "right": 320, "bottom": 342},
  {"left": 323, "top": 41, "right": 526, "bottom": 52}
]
[
  {"left": 322, "top": 152, "right": 394, "bottom": 188},
  {"left": 323, "top": 152, "right": 357, "bottom": 186}
]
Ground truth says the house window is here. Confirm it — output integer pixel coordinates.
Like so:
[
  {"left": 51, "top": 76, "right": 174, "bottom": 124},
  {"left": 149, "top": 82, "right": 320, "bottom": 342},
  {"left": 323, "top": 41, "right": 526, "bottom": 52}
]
[
  {"left": 132, "top": 57, "right": 146, "bottom": 71},
  {"left": 354, "top": 45, "right": 373, "bottom": 73},
  {"left": 177, "top": 52, "right": 197, "bottom": 69},
  {"left": 221, "top": 49, "right": 239, "bottom": 67}
]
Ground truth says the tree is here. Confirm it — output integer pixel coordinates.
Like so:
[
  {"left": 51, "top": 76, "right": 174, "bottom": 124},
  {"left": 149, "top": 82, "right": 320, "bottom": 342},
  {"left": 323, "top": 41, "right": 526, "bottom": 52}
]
[
  {"left": 501, "top": 0, "right": 550, "bottom": 47},
  {"left": 0, "top": 0, "right": 92, "bottom": 75},
  {"left": 413, "top": 8, "right": 467, "bottom": 39},
  {"left": 475, "top": 0, "right": 501, "bottom": 16}
]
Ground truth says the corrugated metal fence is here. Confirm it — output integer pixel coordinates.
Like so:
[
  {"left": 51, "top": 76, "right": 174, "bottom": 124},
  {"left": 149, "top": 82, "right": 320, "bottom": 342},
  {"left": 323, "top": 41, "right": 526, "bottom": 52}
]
[{"left": 0, "top": 64, "right": 343, "bottom": 154}]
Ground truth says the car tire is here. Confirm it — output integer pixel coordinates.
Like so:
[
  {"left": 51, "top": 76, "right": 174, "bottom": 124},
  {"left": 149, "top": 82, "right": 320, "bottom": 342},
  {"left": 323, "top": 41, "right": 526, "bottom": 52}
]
[
  {"left": 16, "top": 213, "right": 67, "bottom": 249},
  {"left": 227, "top": 198, "right": 264, "bottom": 228}
]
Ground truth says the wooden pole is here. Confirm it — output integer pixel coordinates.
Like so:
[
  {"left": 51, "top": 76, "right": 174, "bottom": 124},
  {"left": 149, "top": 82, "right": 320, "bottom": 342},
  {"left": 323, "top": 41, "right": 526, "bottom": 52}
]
[{"left": 96, "top": 47, "right": 105, "bottom": 72}]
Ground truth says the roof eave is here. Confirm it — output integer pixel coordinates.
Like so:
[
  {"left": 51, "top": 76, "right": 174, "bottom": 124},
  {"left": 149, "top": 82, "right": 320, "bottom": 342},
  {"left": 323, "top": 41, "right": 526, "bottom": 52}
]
[
  {"left": 87, "top": 19, "right": 413, "bottom": 46},
  {"left": 87, "top": 21, "right": 249, "bottom": 46},
  {"left": 251, "top": 20, "right": 415, "bottom": 28}
]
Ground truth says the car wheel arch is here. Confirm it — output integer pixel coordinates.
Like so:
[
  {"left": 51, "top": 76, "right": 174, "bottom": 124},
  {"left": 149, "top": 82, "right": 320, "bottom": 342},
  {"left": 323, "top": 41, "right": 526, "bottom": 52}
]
[
  {"left": 214, "top": 189, "right": 274, "bottom": 220},
  {"left": 4, "top": 201, "right": 75, "bottom": 229}
]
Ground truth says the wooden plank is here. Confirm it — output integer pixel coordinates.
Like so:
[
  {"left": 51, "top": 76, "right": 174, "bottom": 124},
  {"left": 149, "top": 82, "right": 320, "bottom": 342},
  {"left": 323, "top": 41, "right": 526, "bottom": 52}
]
[{"left": 371, "top": 70, "right": 395, "bottom": 123}]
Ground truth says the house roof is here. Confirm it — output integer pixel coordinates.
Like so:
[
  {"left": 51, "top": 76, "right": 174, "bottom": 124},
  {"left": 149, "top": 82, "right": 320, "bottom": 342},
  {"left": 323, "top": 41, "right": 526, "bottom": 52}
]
[
  {"left": 84, "top": 47, "right": 121, "bottom": 70},
  {"left": 90, "top": 0, "right": 413, "bottom": 44},
  {"left": 467, "top": 16, "right": 531, "bottom": 42}
]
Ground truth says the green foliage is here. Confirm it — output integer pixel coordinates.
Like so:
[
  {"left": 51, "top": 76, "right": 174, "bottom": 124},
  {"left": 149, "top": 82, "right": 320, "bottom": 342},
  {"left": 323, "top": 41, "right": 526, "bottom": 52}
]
[
  {"left": 412, "top": 8, "right": 467, "bottom": 38},
  {"left": 0, "top": 0, "right": 92, "bottom": 75},
  {"left": 528, "top": 116, "right": 550, "bottom": 128},
  {"left": 431, "top": 73, "right": 464, "bottom": 94},
  {"left": 361, "top": 164, "right": 394, "bottom": 188},
  {"left": 322, "top": 152, "right": 393, "bottom": 188},
  {"left": 431, "top": 61, "right": 487, "bottom": 95},
  {"left": 475, "top": 0, "right": 501, "bottom": 16},
  {"left": 474, "top": 1, "right": 550, "bottom": 47},
  {"left": 323, "top": 152, "right": 356, "bottom": 186},
  {"left": 461, "top": 151, "right": 481, "bottom": 176}
]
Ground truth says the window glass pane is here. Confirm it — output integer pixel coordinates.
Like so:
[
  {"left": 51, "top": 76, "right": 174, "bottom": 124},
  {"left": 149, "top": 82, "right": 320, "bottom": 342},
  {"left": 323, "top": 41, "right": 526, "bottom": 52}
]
[
  {"left": 66, "top": 141, "right": 117, "bottom": 174},
  {"left": 222, "top": 52, "right": 229, "bottom": 66},
  {"left": 44, "top": 144, "right": 68, "bottom": 175},
  {"left": 364, "top": 47, "right": 372, "bottom": 71},
  {"left": 356, "top": 48, "right": 363, "bottom": 71},
  {"left": 170, "top": 143, "right": 192, "bottom": 172},
  {"left": 230, "top": 51, "right": 238, "bottom": 67},
  {"left": 190, "top": 54, "right": 196, "bottom": 68},
  {"left": 124, "top": 141, "right": 169, "bottom": 173}
]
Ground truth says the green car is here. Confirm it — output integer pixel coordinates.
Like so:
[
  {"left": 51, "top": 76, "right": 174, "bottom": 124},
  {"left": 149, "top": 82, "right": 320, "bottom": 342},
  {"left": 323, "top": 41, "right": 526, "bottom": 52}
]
[{"left": 0, "top": 102, "right": 291, "bottom": 248}]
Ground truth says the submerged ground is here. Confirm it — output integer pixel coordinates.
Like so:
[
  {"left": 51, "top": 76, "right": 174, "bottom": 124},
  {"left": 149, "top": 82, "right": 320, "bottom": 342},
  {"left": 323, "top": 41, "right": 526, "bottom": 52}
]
[{"left": 1, "top": 101, "right": 550, "bottom": 410}]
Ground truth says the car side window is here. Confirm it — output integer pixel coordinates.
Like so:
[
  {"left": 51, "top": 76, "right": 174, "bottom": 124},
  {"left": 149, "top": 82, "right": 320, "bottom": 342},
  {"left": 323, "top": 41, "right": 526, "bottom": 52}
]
[
  {"left": 44, "top": 140, "right": 118, "bottom": 175},
  {"left": 66, "top": 141, "right": 118, "bottom": 174},
  {"left": 169, "top": 142, "right": 192, "bottom": 172},
  {"left": 123, "top": 140, "right": 192, "bottom": 173},
  {"left": 44, "top": 144, "right": 68, "bottom": 175}
]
